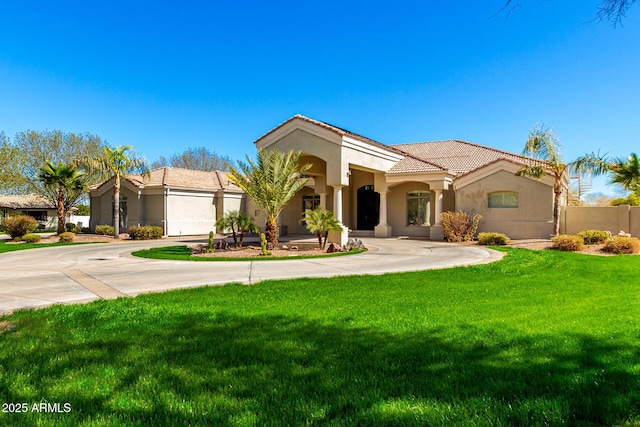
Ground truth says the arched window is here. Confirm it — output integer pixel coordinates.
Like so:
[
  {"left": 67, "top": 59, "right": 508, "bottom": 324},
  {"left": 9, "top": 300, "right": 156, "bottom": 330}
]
[
  {"left": 488, "top": 191, "right": 519, "bottom": 208},
  {"left": 407, "top": 191, "right": 430, "bottom": 226},
  {"left": 302, "top": 193, "right": 320, "bottom": 212}
]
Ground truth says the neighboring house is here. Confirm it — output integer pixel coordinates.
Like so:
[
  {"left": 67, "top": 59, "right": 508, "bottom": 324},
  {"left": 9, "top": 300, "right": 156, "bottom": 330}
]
[
  {"left": 253, "top": 114, "right": 563, "bottom": 243},
  {"left": 89, "top": 167, "right": 245, "bottom": 236},
  {"left": 0, "top": 194, "right": 62, "bottom": 229}
]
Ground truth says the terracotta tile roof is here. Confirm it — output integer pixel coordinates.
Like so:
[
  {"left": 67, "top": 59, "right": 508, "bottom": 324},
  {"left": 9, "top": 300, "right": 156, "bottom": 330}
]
[
  {"left": 387, "top": 156, "right": 446, "bottom": 174},
  {"left": 0, "top": 194, "right": 54, "bottom": 209},
  {"left": 125, "top": 167, "right": 241, "bottom": 191},
  {"left": 393, "top": 140, "right": 547, "bottom": 175}
]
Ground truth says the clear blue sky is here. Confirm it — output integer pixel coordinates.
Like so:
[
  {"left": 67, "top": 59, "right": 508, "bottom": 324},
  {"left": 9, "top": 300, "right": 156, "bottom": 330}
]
[{"left": 1, "top": 1, "right": 638, "bottom": 195}]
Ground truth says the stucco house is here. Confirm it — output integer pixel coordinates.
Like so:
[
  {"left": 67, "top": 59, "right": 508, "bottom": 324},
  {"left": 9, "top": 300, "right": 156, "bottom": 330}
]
[
  {"left": 252, "top": 115, "right": 563, "bottom": 243},
  {"left": 89, "top": 115, "right": 563, "bottom": 241},
  {"left": 0, "top": 194, "right": 62, "bottom": 229},
  {"left": 89, "top": 167, "right": 245, "bottom": 236}
]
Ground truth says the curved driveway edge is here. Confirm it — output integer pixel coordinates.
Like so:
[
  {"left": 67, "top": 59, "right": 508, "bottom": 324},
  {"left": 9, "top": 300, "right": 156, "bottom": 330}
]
[{"left": 0, "top": 238, "right": 503, "bottom": 315}]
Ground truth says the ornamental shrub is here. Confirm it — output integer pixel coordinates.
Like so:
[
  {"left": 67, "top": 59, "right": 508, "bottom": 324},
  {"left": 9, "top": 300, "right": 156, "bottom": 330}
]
[
  {"left": 58, "top": 232, "right": 75, "bottom": 242},
  {"left": 95, "top": 224, "right": 114, "bottom": 236},
  {"left": 477, "top": 232, "right": 509, "bottom": 246},
  {"left": 22, "top": 233, "right": 41, "bottom": 243},
  {"left": 1, "top": 215, "right": 37, "bottom": 239},
  {"left": 65, "top": 223, "right": 81, "bottom": 233},
  {"left": 440, "top": 211, "right": 482, "bottom": 242},
  {"left": 551, "top": 234, "right": 583, "bottom": 252},
  {"left": 603, "top": 236, "right": 640, "bottom": 254},
  {"left": 577, "top": 230, "right": 610, "bottom": 245},
  {"left": 129, "top": 225, "right": 163, "bottom": 240}
]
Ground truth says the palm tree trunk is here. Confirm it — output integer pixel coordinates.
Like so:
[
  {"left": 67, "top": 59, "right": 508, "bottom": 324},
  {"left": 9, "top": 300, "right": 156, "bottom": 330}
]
[
  {"left": 316, "top": 231, "right": 322, "bottom": 249},
  {"left": 56, "top": 188, "right": 65, "bottom": 235},
  {"left": 553, "top": 188, "right": 562, "bottom": 236},
  {"left": 265, "top": 219, "right": 278, "bottom": 249},
  {"left": 113, "top": 175, "right": 120, "bottom": 239},
  {"left": 322, "top": 231, "right": 329, "bottom": 250}
]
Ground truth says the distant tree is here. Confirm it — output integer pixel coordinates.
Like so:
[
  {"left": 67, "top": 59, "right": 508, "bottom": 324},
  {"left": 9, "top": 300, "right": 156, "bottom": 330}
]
[
  {"left": 81, "top": 145, "right": 149, "bottom": 239},
  {"left": 75, "top": 204, "right": 90, "bottom": 216},
  {"left": 151, "top": 147, "right": 232, "bottom": 171},
  {"left": 37, "top": 161, "right": 86, "bottom": 235},
  {"left": 227, "top": 149, "right": 311, "bottom": 249},
  {"left": 12, "top": 130, "right": 106, "bottom": 198},
  {"left": 611, "top": 193, "right": 640, "bottom": 206},
  {"left": 499, "top": 0, "right": 638, "bottom": 25},
  {"left": 582, "top": 192, "right": 614, "bottom": 206},
  {"left": 516, "top": 125, "right": 609, "bottom": 235},
  {"left": 0, "top": 132, "right": 27, "bottom": 193}
]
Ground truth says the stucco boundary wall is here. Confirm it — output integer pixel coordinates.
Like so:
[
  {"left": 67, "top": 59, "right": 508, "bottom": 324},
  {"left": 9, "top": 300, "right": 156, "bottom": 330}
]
[{"left": 560, "top": 206, "right": 640, "bottom": 237}]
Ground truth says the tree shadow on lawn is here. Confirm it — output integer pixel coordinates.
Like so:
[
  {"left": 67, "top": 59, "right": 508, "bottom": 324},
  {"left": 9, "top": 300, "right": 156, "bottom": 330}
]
[{"left": 1, "top": 310, "right": 639, "bottom": 426}]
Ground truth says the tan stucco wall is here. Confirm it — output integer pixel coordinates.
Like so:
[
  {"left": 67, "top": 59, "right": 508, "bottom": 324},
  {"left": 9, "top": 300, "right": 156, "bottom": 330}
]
[
  {"left": 561, "top": 206, "right": 640, "bottom": 237},
  {"left": 455, "top": 170, "right": 554, "bottom": 239},
  {"left": 90, "top": 186, "right": 140, "bottom": 231},
  {"left": 142, "top": 194, "right": 164, "bottom": 229},
  {"left": 386, "top": 182, "right": 442, "bottom": 237}
]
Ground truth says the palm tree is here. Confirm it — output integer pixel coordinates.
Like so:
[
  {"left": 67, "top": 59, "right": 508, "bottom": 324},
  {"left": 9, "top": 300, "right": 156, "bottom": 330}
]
[
  {"left": 37, "top": 161, "right": 86, "bottom": 234},
  {"left": 216, "top": 210, "right": 259, "bottom": 248},
  {"left": 82, "top": 145, "right": 149, "bottom": 239},
  {"left": 609, "top": 153, "right": 640, "bottom": 194},
  {"left": 301, "top": 207, "right": 342, "bottom": 249},
  {"left": 516, "top": 125, "right": 609, "bottom": 236},
  {"left": 227, "top": 149, "right": 311, "bottom": 248}
]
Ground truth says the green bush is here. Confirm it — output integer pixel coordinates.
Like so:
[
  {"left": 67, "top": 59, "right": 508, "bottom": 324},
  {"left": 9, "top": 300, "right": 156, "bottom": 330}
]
[
  {"left": 95, "top": 224, "right": 114, "bottom": 236},
  {"left": 129, "top": 225, "right": 163, "bottom": 240},
  {"left": 551, "top": 234, "right": 584, "bottom": 252},
  {"left": 578, "top": 229, "right": 610, "bottom": 245},
  {"left": 58, "top": 232, "right": 75, "bottom": 243},
  {"left": 477, "top": 232, "right": 509, "bottom": 246},
  {"left": 611, "top": 194, "right": 640, "bottom": 206},
  {"left": 65, "top": 222, "right": 82, "bottom": 233},
  {"left": 603, "top": 236, "right": 640, "bottom": 254},
  {"left": 22, "top": 233, "right": 41, "bottom": 243},
  {"left": 1, "top": 215, "right": 37, "bottom": 239},
  {"left": 440, "top": 211, "right": 482, "bottom": 242}
]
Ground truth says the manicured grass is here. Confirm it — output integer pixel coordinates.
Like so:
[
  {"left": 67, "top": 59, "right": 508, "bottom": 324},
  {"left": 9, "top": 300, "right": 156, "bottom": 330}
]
[
  {"left": 132, "top": 245, "right": 366, "bottom": 261},
  {"left": 1, "top": 248, "right": 639, "bottom": 426},
  {"left": 0, "top": 241, "right": 97, "bottom": 254}
]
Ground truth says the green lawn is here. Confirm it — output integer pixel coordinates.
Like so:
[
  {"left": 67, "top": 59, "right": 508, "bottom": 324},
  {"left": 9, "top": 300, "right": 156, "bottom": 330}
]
[
  {"left": 132, "top": 245, "right": 366, "bottom": 261},
  {"left": 0, "top": 241, "right": 96, "bottom": 253},
  {"left": 1, "top": 248, "right": 639, "bottom": 426}
]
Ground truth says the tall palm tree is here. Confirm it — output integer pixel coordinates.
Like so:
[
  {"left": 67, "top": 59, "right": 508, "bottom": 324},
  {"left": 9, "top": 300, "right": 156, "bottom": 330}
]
[
  {"left": 609, "top": 153, "right": 640, "bottom": 194},
  {"left": 37, "top": 161, "right": 86, "bottom": 234},
  {"left": 516, "top": 125, "right": 609, "bottom": 236},
  {"left": 82, "top": 145, "right": 149, "bottom": 239},
  {"left": 228, "top": 149, "right": 311, "bottom": 248},
  {"left": 301, "top": 207, "right": 342, "bottom": 249}
]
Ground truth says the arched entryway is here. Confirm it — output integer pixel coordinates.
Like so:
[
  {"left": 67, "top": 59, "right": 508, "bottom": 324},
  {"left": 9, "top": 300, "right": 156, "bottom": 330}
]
[{"left": 357, "top": 185, "right": 380, "bottom": 230}]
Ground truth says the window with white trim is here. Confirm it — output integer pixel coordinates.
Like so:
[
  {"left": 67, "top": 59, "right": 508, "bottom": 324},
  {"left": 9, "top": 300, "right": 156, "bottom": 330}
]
[{"left": 488, "top": 191, "right": 519, "bottom": 208}]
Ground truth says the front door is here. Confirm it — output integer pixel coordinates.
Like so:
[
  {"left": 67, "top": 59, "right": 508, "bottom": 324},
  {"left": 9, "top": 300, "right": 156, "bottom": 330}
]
[{"left": 357, "top": 185, "right": 380, "bottom": 230}]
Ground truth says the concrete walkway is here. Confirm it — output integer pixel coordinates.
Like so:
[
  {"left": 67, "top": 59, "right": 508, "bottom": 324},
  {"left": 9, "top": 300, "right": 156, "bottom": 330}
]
[{"left": 0, "top": 237, "right": 502, "bottom": 314}]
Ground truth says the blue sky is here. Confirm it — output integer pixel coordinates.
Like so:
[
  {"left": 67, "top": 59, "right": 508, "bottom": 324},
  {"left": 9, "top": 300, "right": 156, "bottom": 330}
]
[{"left": 1, "top": 1, "right": 639, "bottom": 195}]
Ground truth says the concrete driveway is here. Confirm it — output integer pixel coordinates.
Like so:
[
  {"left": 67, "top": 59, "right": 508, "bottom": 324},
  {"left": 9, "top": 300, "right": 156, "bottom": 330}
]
[{"left": 0, "top": 238, "right": 501, "bottom": 314}]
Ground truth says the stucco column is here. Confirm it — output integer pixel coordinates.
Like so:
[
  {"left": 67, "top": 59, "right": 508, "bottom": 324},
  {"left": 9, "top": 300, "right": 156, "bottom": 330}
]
[
  {"left": 328, "top": 185, "right": 348, "bottom": 246},
  {"left": 375, "top": 190, "right": 392, "bottom": 237},
  {"left": 319, "top": 193, "right": 327, "bottom": 209},
  {"left": 431, "top": 189, "right": 445, "bottom": 240},
  {"left": 333, "top": 185, "right": 343, "bottom": 223}
]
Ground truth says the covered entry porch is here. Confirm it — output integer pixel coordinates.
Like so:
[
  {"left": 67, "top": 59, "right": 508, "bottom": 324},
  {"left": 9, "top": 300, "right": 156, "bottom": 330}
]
[{"left": 254, "top": 115, "right": 455, "bottom": 243}]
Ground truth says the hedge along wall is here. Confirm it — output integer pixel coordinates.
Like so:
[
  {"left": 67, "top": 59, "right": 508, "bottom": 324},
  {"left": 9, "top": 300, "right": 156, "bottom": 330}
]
[{"left": 560, "top": 206, "right": 640, "bottom": 237}]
